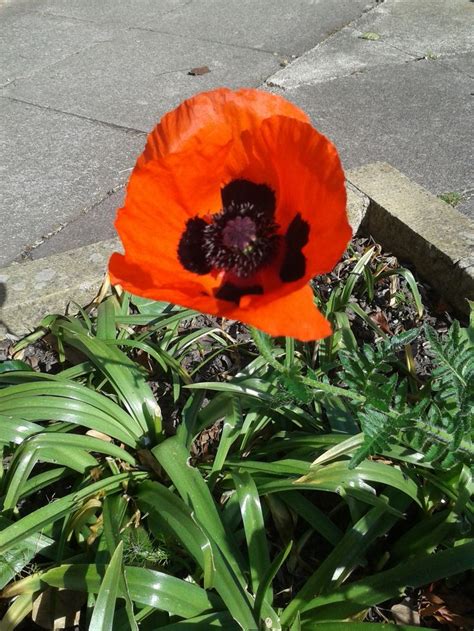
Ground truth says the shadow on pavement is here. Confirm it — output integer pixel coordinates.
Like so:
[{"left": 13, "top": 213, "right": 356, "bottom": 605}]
[{"left": 0, "top": 282, "right": 12, "bottom": 336}]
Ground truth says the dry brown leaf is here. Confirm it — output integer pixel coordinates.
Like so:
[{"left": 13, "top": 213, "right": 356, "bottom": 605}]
[
  {"left": 86, "top": 429, "right": 112, "bottom": 442},
  {"left": 90, "top": 466, "right": 103, "bottom": 481},
  {"left": 389, "top": 274, "right": 399, "bottom": 307},
  {"left": 370, "top": 310, "right": 392, "bottom": 334},
  {"left": 188, "top": 66, "right": 210, "bottom": 76},
  {"left": 391, "top": 599, "right": 421, "bottom": 626},
  {"left": 420, "top": 590, "right": 444, "bottom": 613},
  {"left": 421, "top": 586, "right": 474, "bottom": 629},
  {"left": 432, "top": 607, "right": 474, "bottom": 629}
]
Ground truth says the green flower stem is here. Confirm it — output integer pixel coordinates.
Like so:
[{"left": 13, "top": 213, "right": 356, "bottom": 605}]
[
  {"left": 249, "top": 327, "right": 286, "bottom": 374},
  {"left": 250, "top": 327, "right": 365, "bottom": 403},
  {"left": 299, "top": 374, "right": 366, "bottom": 403}
]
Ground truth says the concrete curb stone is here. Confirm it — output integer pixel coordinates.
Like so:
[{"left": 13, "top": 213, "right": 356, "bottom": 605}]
[
  {"left": 1, "top": 163, "right": 473, "bottom": 338},
  {"left": 348, "top": 163, "right": 474, "bottom": 315},
  {"left": 0, "top": 238, "right": 119, "bottom": 338}
]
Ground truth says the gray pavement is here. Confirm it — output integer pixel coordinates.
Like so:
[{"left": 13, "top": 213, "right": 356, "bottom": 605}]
[
  {"left": 268, "top": 0, "right": 474, "bottom": 217},
  {"left": 1, "top": 0, "right": 473, "bottom": 268}
]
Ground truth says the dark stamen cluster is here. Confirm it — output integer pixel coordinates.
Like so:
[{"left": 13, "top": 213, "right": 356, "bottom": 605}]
[
  {"left": 203, "top": 201, "right": 280, "bottom": 278},
  {"left": 178, "top": 180, "right": 281, "bottom": 281}
]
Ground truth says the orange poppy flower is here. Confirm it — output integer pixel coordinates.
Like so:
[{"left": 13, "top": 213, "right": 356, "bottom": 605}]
[{"left": 109, "top": 88, "right": 351, "bottom": 341}]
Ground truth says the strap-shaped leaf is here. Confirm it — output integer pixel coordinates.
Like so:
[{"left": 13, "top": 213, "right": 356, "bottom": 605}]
[
  {"left": 51, "top": 319, "right": 160, "bottom": 436},
  {"left": 137, "top": 480, "right": 257, "bottom": 629},
  {"left": 89, "top": 542, "right": 123, "bottom": 631},
  {"left": 232, "top": 470, "right": 271, "bottom": 600},
  {"left": 300, "top": 540, "right": 474, "bottom": 622},
  {"left": 0, "top": 472, "right": 146, "bottom": 553}
]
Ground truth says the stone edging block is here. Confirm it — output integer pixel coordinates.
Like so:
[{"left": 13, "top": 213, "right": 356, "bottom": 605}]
[
  {"left": 0, "top": 238, "right": 119, "bottom": 338},
  {"left": 348, "top": 162, "right": 474, "bottom": 315}
]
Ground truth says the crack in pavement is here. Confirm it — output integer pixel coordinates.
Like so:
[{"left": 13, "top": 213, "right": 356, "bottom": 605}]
[
  {"left": 17, "top": 183, "right": 126, "bottom": 262},
  {"left": 263, "top": 1, "right": 391, "bottom": 88},
  {"left": 33, "top": 8, "right": 282, "bottom": 56},
  {"left": 0, "top": 38, "right": 115, "bottom": 89},
  {"left": 0, "top": 94, "right": 147, "bottom": 134}
]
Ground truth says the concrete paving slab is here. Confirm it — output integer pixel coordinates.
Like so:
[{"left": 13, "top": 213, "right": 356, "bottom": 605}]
[
  {"left": 2, "top": 29, "right": 280, "bottom": 132},
  {"left": 458, "top": 197, "right": 474, "bottom": 220},
  {"left": 0, "top": 97, "right": 145, "bottom": 267},
  {"left": 0, "top": 238, "right": 119, "bottom": 339},
  {"left": 151, "top": 0, "right": 378, "bottom": 57},
  {"left": 28, "top": 188, "right": 126, "bottom": 260},
  {"left": 268, "top": 25, "right": 414, "bottom": 89},
  {"left": 0, "top": 9, "right": 115, "bottom": 87},
  {"left": 355, "top": 0, "right": 473, "bottom": 57},
  {"left": 269, "top": 59, "right": 474, "bottom": 219},
  {"left": 1, "top": 0, "right": 472, "bottom": 269},
  {"left": 37, "top": 0, "right": 197, "bottom": 26},
  {"left": 439, "top": 51, "right": 474, "bottom": 78},
  {"left": 37, "top": 0, "right": 378, "bottom": 57}
]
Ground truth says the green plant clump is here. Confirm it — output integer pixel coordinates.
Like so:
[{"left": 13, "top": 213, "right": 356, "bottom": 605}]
[
  {"left": 0, "top": 245, "right": 472, "bottom": 630},
  {"left": 438, "top": 191, "right": 463, "bottom": 207}
]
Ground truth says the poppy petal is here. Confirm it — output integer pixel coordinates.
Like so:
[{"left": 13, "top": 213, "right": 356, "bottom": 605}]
[
  {"left": 140, "top": 88, "right": 310, "bottom": 164},
  {"left": 110, "top": 254, "right": 330, "bottom": 342},
  {"left": 237, "top": 285, "right": 332, "bottom": 341},
  {"left": 109, "top": 252, "right": 209, "bottom": 300},
  {"left": 238, "top": 115, "right": 351, "bottom": 281},
  {"left": 110, "top": 89, "right": 349, "bottom": 341},
  {"left": 113, "top": 139, "right": 237, "bottom": 295}
]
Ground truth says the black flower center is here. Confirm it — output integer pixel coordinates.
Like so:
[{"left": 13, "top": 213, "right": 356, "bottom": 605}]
[
  {"left": 178, "top": 180, "right": 280, "bottom": 280},
  {"left": 203, "top": 200, "right": 280, "bottom": 278},
  {"left": 177, "top": 178, "right": 311, "bottom": 303}
]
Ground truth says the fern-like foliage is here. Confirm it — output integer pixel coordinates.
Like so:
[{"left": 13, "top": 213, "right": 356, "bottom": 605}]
[
  {"left": 268, "top": 301, "right": 473, "bottom": 469},
  {"left": 425, "top": 322, "right": 474, "bottom": 449},
  {"left": 340, "top": 317, "right": 474, "bottom": 469},
  {"left": 405, "top": 321, "right": 474, "bottom": 468}
]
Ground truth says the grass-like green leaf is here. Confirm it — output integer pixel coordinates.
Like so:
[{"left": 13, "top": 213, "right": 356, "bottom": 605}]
[
  {"left": 96, "top": 297, "right": 119, "bottom": 341},
  {"left": 0, "top": 415, "right": 43, "bottom": 445},
  {"left": 232, "top": 470, "right": 271, "bottom": 599},
  {"left": 254, "top": 541, "right": 292, "bottom": 624},
  {"left": 301, "top": 460, "right": 420, "bottom": 505},
  {"left": 282, "top": 490, "right": 411, "bottom": 624},
  {"left": 89, "top": 541, "right": 123, "bottom": 631},
  {"left": 154, "top": 612, "right": 239, "bottom": 629},
  {"left": 137, "top": 480, "right": 257, "bottom": 628},
  {"left": 152, "top": 437, "right": 247, "bottom": 583},
  {"left": 41, "top": 563, "right": 219, "bottom": 619},
  {"left": 0, "top": 511, "right": 60, "bottom": 590},
  {"left": 309, "top": 624, "right": 420, "bottom": 631},
  {"left": 301, "top": 539, "right": 474, "bottom": 621},
  {"left": 378, "top": 268, "right": 424, "bottom": 318},
  {"left": 51, "top": 318, "right": 160, "bottom": 436},
  {"left": 0, "top": 472, "right": 146, "bottom": 553},
  {"left": 278, "top": 492, "right": 343, "bottom": 546},
  {"left": 0, "top": 590, "right": 37, "bottom": 631},
  {"left": 0, "top": 376, "right": 141, "bottom": 445},
  {"left": 0, "top": 360, "right": 33, "bottom": 374}
]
